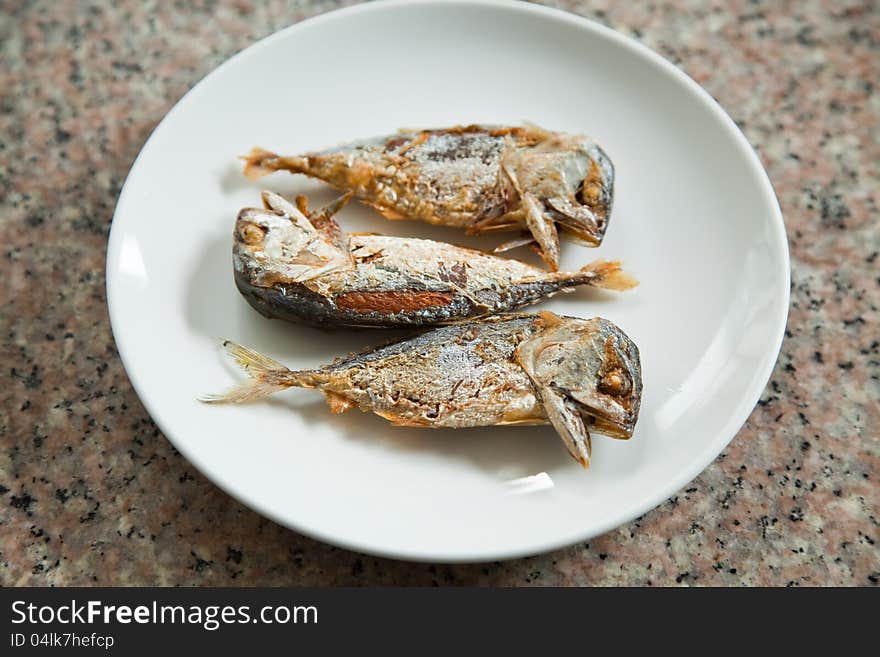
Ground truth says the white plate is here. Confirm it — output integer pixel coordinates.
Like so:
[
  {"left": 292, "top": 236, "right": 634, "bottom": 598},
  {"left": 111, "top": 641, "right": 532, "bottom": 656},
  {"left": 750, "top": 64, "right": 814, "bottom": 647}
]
[{"left": 107, "top": 0, "right": 789, "bottom": 562}]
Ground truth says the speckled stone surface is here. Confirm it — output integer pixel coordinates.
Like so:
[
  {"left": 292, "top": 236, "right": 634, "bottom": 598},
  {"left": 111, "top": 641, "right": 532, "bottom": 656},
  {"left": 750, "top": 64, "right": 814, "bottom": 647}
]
[{"left": 1, "top": 0, "right": 877, "bottom": 586}]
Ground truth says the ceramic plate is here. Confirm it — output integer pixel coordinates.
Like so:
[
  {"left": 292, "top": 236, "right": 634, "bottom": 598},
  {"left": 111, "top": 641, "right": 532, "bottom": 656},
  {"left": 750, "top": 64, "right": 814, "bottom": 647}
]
[{"left": 106, "top": 0, "right": 789, "bottom": 561}]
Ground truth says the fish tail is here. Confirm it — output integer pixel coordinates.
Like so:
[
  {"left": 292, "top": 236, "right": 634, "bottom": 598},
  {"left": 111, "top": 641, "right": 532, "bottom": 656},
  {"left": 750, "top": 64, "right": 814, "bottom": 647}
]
[
  {"left": 575, "top": 260, "right": 638, "bottom": 291},
  {"left": 241, "top": 148, "right": 308, "bottom": 180},
  {"left": 199, "top": 340, "right": 318, "bottom": 404}
]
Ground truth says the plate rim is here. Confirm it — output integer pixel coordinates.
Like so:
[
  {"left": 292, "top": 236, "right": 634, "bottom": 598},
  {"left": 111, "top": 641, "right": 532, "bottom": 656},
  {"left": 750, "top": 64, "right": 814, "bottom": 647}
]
[{"left": 106, "top": 0, "right": 791, "bottom": 563}]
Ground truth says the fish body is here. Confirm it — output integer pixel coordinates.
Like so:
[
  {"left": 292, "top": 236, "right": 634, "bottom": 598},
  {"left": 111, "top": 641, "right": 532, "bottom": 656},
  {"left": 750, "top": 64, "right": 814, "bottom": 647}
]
[
  {"left": 242, "top": 124, "right": 614, "bottom": 270},
  {"left": 235, "top": 191, "right": 635, "bottom": 328},
  {"left": 203, "top": 312, "right": 642, "bottom": 468}
]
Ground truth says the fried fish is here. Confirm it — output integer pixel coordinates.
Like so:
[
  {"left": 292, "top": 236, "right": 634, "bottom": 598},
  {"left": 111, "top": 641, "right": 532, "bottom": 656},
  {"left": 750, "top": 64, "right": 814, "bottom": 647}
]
[
  {"left": 242, "top": 124, "right": 614, "bottom": 270},
  {"left": 202, "top": 312, "right": 642, "bottom": 468},
  {"left": 234, "top": 191, "right": 636, "bottom": 328}
]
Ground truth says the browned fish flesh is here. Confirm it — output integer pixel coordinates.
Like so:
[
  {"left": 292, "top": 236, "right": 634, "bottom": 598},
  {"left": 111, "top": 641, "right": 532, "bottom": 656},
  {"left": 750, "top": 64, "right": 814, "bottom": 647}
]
[
  {"left": 235, "top": 191, "right": 636, "bottom": 328},
  {"left": 242, "top": 124, "right": 614, "bottom": 270},
  {"left": 202, "top": 312, "right": 642, "bottom": 468}
]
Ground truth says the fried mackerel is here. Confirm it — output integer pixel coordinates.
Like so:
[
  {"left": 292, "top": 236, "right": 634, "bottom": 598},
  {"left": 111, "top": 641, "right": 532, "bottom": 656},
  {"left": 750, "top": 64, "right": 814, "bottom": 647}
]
[
  {"left": 242, "top": 124, "right": 614, "bottom": 270},
  {"left": 202, "top": 312, "right": 642, "bottom": 468},
  {"left": 235, "top": 191, "right": 635, "bottom": 328}
]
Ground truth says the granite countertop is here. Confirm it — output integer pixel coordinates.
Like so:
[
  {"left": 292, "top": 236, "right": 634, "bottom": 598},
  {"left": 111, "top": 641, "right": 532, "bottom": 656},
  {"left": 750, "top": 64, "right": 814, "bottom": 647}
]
[{"left": 1, "top": 0, "right": 877, "bottom": 586}]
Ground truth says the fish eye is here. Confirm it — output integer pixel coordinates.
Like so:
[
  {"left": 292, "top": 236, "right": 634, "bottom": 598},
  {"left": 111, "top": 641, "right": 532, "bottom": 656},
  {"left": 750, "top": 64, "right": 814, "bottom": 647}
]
[
  {"left": 577, "top": 171, "right": 603, "bottom": 207},
  {"left": 238, "top": 222, "right": 266, "bottom": 245},
  {"left": 580, "top": 180, "right": 602, "bottom": 204},
  {"left": 598, "top": 368, "right": 631, "bottom": 397}
]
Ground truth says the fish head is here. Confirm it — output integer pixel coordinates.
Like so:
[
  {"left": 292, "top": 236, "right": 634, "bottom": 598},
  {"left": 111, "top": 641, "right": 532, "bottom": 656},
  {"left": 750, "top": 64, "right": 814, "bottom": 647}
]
[
  {"left": 233, "top": 191, "right": 352, "bottom": 287},
  {"left": 509, "top": 135, "right": 614, "bottom": 248},
  {"left": 518, "top": 314, "right": 641, "bottom": 440},
  {"left": 235, "top": 192, "right": 315, "bottom": 256}
]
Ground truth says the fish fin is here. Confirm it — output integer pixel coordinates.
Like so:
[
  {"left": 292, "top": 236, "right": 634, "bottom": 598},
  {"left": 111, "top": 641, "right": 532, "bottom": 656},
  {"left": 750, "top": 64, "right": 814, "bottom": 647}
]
[
  {"left": 494, "top": 418, "right": 547, "bottom": 426},
  {"left": 539, "top": 385, "right": 592, "bottom": 468},
  {"left": 373, "top": 409, "right": 430, "bottom": 427},
  {"left": 199, "top": 340, "right": 305, "bottom": 404},
  {"left": 324, "top": 391, "right": 355, "bottom": 414},
  {"left": 370, "top": 203, "right": 409, "bottom": 220},
  {"left": 469, "top": 220, "right": 522, "bottom": 234},
  {"left": 295, "top": 195, "right": 310, "bottom": 216},
  {"left": 500, "top": 163, "right": 559, "bottom": 269},
  {"left": 312, "top": 192, "right": 353, "bottom": 223},
  {"left": 522, "top": 193, "right": 560, "bottom": 271},
  {"left": 575, "top": 260, "right": 639, "bottom": 291},
  {"left": 546, "top": 196, "right": 602, "bottom": 245},
  {"left": 397, "top": 131, "right": 431, "bottom": 156},
  {"left": 389, "top": 418, "right": 431, "bottom": 427},
  {"left": 557, "top": 227, "right": 603, "bottom": 247},
  {"left": 241, "top": 148, "right": 281, "bottom": 180},
  {"left": 493, "top": 232, "right": 535, "bottom": 253},
  {"left": 518, "top": 122, "right": 552, "bottom": 139},
  {"left": 310, "top": 193, "right": 354, "bottom": 257},
  {"left": 263, "top": 189, "right": 350, "bottom": 241},
  {"left": 241, "top": 148, "right": 308, "bottom": 180},
  {"left": 261, "top": 190, "right": 301, "bottom": 219},
  {"left": 537, "top": 310, "right": 564, "bottom": 327}
]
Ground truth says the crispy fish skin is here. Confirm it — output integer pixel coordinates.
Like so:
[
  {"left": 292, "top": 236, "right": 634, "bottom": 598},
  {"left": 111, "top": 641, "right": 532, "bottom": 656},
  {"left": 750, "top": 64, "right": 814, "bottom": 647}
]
[
  {"left": 242, "top": 124, "right": 614, "bottom": 270},
  {"left": 235, "top": 191, "right": 636, "bottom": 328},
  {"left": 202, "top": 312, "right": 642, "bottom": 468}
]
